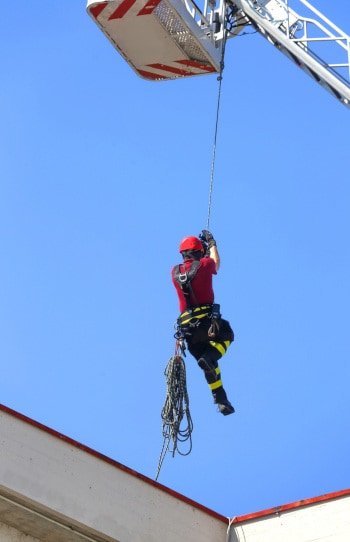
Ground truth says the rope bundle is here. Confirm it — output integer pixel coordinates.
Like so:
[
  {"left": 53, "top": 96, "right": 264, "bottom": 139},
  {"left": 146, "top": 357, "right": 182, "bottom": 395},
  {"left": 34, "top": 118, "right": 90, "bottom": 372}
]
[{"left": 155, "top": 355, "right": 193, "bottom": 480}]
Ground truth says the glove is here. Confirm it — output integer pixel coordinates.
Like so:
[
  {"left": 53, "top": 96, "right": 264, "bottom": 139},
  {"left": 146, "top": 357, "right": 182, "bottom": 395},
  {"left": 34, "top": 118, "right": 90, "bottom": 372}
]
[{"left": 201, "top": 229, "right": 216, "bottom": 249}]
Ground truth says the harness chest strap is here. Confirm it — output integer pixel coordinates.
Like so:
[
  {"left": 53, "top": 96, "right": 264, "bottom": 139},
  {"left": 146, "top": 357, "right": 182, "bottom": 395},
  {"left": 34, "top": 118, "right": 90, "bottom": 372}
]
[{"left": 173, "top": 260, "right": 200, "bottom": 309}]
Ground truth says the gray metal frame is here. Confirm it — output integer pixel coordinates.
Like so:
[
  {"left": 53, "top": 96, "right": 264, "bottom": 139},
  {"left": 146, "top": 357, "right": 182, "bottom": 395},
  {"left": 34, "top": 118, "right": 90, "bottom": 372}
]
[{"left": 183, "top": 0, "right": 350, "bottom": 107}]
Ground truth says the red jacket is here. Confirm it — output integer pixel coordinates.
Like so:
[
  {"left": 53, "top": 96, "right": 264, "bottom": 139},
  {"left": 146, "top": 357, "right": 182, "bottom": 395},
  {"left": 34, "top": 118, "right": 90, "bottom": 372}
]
[{"left": 172, "top": 257, "right": 217, "bottom": 313}]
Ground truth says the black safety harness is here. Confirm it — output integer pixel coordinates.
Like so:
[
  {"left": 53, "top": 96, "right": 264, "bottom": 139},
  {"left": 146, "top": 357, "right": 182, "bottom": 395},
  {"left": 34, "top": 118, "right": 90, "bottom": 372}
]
[{"left": 173, "top": 260, "right": 200, "bottom": 310}]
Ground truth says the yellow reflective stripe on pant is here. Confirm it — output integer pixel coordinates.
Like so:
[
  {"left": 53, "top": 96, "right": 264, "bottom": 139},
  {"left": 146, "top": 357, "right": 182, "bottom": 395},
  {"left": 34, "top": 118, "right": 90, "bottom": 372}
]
[
  {"left": 208, "top": 367, "right": 222, "bottom": 390},
  {"left": 209, "top": 378, "right": 223, "bottom": 391},
  {"left": 209, "top": 339, "right": 231, "bottom": 357}
]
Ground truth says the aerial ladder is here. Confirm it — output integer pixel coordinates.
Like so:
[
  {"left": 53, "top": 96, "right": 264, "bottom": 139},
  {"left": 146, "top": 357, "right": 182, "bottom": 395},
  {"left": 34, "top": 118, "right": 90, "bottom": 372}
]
[{"left": 87, "top": 0, "right": 350, "bottom": 108}]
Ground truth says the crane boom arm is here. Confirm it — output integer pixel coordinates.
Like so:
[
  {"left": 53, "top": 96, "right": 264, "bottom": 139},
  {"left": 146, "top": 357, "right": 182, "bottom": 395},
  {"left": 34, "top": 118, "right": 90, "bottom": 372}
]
[{"left": 227, "top": 0, "right": 350, "bottom": 108}]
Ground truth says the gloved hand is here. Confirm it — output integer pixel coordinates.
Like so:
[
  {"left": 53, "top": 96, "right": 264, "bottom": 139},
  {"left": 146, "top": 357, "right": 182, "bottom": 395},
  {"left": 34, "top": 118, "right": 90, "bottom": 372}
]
[{"left": 201, "top": 229, "right": 216, "bottom": 249}]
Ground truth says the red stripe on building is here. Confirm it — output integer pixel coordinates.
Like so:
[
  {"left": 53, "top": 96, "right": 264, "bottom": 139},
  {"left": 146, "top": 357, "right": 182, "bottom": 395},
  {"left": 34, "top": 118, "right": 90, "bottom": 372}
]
[
  {"left": 108, "top": 0, "right": 138, "bottom": 19},
  {"left": 89, "top": 1, "right": 109, "bottom": 19},
  {"left": 147, "top": 63, "right": 196, "bottom": 76},
  {"left": 137, "top": 69, "right": 169, "bottom": 80},
  {"left": 137, "top": 0, "right": 162, "bottom": 16},
  {"left": 175, "top": 59, "right": 217, "bottom": 73}
]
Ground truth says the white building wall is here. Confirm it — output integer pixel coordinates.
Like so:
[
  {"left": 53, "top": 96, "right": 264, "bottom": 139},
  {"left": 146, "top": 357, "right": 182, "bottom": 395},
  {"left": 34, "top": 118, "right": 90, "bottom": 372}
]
[
  {"left": 0, "top": 522, "right": 40, "bottom": 542},
  {"left": 229, "top": 494, "right": 350, "bottom": 542}
]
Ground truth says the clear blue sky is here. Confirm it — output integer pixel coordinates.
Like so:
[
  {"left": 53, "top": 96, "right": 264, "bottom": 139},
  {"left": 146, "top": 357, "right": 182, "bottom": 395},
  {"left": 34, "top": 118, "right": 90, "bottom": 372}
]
[{"left": 1, "top": 0, "right": 349, "bottom": 519}]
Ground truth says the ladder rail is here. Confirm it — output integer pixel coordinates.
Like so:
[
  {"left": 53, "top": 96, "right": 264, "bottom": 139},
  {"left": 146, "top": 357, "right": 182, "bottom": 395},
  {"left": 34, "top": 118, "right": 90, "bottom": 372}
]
[
  {"left": 289, "top": 0, "right": 350, "bottom": 92},
  {"left": 246, "top": 0, "right": 348, "bottom": 40},
  {"left": 183, "top": 0, "right": 211, "bottom": 26},
  {"left": 290, "top": 15, "right": 349, "bottom": 56},
  {"left": 186, "top": 0, "right": 228, "bottom": 42},
  {"left": 299, "top": 0, "right": 346, "bottom": 37},
  {"left": 180, "top": 0, "right": 227, "bottom": 42},
  {"left": 289, "top": 15, "right": 350, "bottom": 86},
  {"left": 228, "top": 0, "right": 350, "bottom": 108},
  {"left": 293, "top": 35, "right": 350, "bottom": 87}
]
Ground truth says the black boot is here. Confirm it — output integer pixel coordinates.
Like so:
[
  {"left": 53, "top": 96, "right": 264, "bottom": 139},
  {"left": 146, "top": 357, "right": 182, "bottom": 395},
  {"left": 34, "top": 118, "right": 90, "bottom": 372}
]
[
  {"left": 217, "top": 400, "right": 235, "bottom": 416},
  {"left": 213, "top": 388, "right": 235, "bottom": 416}
]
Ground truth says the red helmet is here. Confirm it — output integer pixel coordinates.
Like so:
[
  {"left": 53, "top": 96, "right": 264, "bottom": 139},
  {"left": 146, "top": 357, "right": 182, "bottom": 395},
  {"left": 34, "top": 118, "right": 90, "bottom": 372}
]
[{"left": 179, "top": 236, "right": 203, "bottom": 253}]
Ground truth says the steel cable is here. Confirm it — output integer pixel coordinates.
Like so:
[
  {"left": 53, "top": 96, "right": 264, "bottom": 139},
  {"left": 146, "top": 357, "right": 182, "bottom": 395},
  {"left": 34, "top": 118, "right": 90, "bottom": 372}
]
[{"left": 207, "top": 14, "right": 229, "bottom": 230}]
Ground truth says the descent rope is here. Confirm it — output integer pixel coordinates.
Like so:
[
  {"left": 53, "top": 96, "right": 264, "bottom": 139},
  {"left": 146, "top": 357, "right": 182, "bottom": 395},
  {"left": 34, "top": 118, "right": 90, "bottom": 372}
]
[{"left": 206, "top": 14, "right": 229, "bottom": 230}]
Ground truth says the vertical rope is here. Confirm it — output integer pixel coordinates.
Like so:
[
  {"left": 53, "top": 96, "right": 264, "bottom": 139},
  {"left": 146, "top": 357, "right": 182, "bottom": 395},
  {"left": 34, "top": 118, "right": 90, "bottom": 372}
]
[{"left": 207, "top": 18, "right": 228, "bottom": 230}]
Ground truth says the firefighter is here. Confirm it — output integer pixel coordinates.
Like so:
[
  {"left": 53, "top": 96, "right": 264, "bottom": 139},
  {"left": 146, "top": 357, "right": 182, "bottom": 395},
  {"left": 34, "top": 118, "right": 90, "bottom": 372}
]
[{"left": 172, "top": 230, "right": 235, "bottom": 415}]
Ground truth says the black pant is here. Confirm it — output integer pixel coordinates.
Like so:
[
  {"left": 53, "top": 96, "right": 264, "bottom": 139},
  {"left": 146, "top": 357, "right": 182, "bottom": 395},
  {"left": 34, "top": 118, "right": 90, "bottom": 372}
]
[
  {"left": 182, "top": 316, "right": 234, "bottom": 402},
  {"left": 183, "top": 316, "right": 234, "bottom": 364}
]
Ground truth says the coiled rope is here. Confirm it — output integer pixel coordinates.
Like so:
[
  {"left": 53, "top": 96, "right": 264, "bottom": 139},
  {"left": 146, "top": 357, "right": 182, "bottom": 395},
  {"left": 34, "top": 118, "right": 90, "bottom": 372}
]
[{"left": 155, "top": 354, "right": 193, "bottom": 480}]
